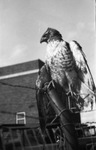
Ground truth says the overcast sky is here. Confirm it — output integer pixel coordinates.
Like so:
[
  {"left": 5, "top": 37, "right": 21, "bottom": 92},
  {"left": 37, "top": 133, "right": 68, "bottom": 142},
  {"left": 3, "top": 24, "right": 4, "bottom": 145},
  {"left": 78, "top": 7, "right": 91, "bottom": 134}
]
[{"left": 0, "top": 0, "right": 95, "bottom": 82}]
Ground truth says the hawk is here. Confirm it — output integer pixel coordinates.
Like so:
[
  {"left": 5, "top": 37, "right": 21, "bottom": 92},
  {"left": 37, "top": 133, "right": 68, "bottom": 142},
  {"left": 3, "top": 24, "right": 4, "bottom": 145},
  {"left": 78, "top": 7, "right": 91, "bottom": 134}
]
[{"left": 36, "top": 28, "right": 96, "bottom": 133}]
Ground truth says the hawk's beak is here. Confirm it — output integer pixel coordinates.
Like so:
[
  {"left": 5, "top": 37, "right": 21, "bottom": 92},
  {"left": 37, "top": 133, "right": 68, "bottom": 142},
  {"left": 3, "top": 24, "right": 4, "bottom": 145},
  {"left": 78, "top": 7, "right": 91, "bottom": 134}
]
[
  {"left": 40, "top": 36, "right": 44, "bottom": 43},
  {"left": 40, "top": 35, "right": 47, "bottom": 43},
  {"left": 40, "top": 32, "right": 48, "bottom": 43}
]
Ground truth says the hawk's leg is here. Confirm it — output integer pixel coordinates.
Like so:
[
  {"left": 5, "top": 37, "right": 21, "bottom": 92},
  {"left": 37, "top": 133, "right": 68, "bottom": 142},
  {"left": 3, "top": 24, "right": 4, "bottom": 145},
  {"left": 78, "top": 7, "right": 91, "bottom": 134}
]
[{"left": 66, "top": 84, "right": 74, "bottom": 97}]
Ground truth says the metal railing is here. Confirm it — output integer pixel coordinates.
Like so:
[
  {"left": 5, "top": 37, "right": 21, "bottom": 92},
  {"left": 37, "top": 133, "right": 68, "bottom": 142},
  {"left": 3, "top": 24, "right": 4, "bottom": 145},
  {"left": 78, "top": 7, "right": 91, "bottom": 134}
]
[
  {"left": 0, "top": 123, "right": 96, "bottom": 150},
  {"left": 0, "top": 124, "right": 65, "bottom": 150}
]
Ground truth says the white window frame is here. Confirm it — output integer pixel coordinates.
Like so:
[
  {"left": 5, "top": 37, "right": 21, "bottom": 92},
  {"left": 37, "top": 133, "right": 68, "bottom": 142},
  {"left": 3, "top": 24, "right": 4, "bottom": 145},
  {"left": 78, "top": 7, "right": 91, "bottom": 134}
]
[{"left": 16, "top": 112, "right": 26, "bottom": 124}]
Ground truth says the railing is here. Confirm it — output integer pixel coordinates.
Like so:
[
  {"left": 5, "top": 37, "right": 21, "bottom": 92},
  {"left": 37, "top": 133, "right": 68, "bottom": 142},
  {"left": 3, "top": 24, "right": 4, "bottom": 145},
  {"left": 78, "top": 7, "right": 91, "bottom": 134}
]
[
  {"left": 75, "top": 122, "right": 96, "bottom": 150},
  {"left": 0, "top": 124, "right": 65, "bottom": 150},
  {"left": 0, "top": 123, "right": 96, "bottom": 150}
]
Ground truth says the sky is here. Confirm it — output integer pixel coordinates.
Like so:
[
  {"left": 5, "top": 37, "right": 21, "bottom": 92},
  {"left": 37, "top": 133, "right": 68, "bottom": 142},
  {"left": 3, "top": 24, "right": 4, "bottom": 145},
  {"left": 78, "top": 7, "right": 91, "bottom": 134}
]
[{"left": 0, "top": 0, "right": 96, "bottom": 82}]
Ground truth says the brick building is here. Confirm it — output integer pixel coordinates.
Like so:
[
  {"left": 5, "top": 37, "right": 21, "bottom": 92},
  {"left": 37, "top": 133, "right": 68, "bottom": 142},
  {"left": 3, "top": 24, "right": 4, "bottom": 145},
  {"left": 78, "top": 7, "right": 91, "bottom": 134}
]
[{"left": 0, "top": 59, "right": 44, "bottom": 125}]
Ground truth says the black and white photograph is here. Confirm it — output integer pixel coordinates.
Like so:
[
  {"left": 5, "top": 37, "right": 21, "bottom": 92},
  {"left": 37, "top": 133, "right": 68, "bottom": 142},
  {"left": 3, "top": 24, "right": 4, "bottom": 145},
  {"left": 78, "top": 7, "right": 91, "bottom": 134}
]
[{"left": 0, "top": 0, "right": 96, "bottom": 149}]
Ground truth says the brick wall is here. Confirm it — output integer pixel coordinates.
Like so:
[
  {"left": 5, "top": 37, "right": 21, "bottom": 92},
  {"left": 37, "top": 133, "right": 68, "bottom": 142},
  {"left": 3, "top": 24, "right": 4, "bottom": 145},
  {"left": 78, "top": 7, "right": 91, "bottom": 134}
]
[{"left": 0, "top": 59, "right": 44, "bottom": 125}]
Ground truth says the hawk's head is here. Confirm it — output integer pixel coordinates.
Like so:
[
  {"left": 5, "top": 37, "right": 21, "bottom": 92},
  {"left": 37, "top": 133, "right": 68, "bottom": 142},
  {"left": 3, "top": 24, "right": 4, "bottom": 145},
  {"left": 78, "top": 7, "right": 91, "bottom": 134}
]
[{"left": 40, "top": 28, "right": 62, "bottom": 43}]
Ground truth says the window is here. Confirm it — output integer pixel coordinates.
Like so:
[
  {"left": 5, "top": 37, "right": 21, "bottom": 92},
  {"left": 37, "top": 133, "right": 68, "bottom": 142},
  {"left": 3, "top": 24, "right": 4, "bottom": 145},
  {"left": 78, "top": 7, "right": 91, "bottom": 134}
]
[{"left": 16, "top": 112, "right": 26, "bottom": 124}]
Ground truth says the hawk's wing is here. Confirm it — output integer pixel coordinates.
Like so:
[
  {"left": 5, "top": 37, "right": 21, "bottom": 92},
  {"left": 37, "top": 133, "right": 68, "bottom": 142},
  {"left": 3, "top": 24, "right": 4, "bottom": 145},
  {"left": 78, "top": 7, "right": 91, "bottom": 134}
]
[{"left": 70, "top": 41, "right": 96, "bottom": 110}]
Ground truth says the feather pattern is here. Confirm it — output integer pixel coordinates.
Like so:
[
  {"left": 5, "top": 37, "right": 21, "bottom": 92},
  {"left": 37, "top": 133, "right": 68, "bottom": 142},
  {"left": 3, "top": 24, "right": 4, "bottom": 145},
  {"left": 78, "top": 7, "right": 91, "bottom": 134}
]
[
  {"left": 36, "top": 28, "right": 96, "bottom": 133},
  {"left": 70, "top": 41, "right": 96, "bottom": 110},
  {"left": 45, "top": 40, "right": 80, "bottom": 95}
]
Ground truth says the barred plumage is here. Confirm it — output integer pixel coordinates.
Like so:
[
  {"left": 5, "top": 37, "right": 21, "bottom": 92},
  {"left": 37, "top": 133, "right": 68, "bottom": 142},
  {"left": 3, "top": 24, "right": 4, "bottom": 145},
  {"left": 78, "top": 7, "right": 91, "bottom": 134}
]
[
  {"left": 36, "top": 28, "right": 96, "bottom": 133},
  {"left": 45, "top": 40, "right": 79, "bottom": 94}
]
